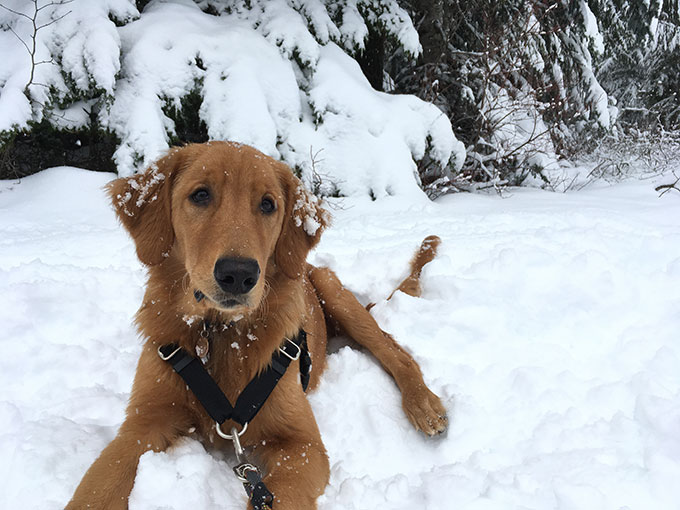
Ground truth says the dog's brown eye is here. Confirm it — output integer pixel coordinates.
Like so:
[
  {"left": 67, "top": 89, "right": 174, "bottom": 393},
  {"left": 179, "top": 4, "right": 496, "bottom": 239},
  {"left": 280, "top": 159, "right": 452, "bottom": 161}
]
[
  {"left": 260, "top": 197, "right": 276, "bottom": 214},
  {"left": 190, "top": 188, "right": 211, "bottom": 205}
]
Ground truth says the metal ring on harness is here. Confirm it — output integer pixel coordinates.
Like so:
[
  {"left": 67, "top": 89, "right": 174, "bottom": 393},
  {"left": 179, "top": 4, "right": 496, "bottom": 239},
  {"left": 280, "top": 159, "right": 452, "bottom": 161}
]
[
  {"left": 279, "top": 338, "right": 301, "bottom": 360},
  {"left": 215, "top": 421, "right": 248, "bottom": 440},
  {"left": 157, "top": 344, "right": 181, "bottom": 361}
]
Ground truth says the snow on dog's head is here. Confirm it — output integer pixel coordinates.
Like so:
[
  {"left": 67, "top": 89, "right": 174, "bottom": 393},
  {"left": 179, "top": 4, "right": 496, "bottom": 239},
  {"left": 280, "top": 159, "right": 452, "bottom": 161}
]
[
  {"left": 107, "top": 141, "right": 328, "bottom": 317},
  {"left": 293, "top": 183, "right": 328, "bottom": 237}
]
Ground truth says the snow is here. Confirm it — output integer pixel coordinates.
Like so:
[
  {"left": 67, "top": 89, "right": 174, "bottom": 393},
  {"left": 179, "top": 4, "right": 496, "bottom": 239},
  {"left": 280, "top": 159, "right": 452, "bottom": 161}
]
[
  {"left": 2, "top": 166, "right": 680, "bottom": 508},
  {"left": 106, "top": 1, "right": 458, "bottom": 198},
  {"left": 580, "top": 0, "right": 605, "bottom": 55},
  {"left": 575, "top": 46, "right": 611, "bottom": 130},
  {"left": 293, "top": 183, "right": 326, "bottom": 236},
  {"left": 0, "top": 0, "right": 137, "bottom": 132},
  {"left": 287, "top": 43, "right": 463, "bottom": 199},
  {"left": 481, "top": 85, "right": 558, "bottom": 176},
  {"left": 0, "top": 0, "right": 459, "bottom": 199}
]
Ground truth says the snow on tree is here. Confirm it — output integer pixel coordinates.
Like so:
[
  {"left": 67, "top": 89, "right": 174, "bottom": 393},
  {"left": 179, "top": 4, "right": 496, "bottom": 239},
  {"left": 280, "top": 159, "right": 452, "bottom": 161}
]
[
  {"left": 391, "top": 0, "right": 618, "bottom": 191},
  {"left": 0, "top": 0, "right": 464, "bottom": 199},
  {"left": 592, "top": 0, "right": 680, "bottom": 130},
  {"left": 2, "top": 0, "right": 677, "bottom": 194},
  {"left": 0, "top": 0, "right": 136, "bottom": 130}
]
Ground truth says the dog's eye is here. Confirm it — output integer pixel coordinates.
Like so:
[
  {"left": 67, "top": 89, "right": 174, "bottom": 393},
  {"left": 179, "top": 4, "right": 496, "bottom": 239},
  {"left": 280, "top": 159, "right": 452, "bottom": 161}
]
[
  {"left": 190, "top": 188, "right": 211, "bottom": 205},
  {"left": 260, "top": 197, "right": 276, "bottom": 214}
]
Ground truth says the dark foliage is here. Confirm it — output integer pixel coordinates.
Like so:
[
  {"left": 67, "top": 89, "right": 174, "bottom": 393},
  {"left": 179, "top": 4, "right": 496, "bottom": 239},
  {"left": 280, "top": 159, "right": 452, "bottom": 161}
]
[
  {"left": 162, "top": 87, "right": 209, "bottom": 146},
  {"left": 389, "top": 0, "right": 615, "bottom": 191},
  {"left": 0, "top": 119, "right": 118, "bottom": 180}
]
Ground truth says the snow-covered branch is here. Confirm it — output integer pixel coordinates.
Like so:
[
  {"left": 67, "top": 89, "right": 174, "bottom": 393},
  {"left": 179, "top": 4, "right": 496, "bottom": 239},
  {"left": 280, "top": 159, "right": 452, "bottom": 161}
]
[{"left": 0, "top": 0, "right": 72, "bottom": 96}]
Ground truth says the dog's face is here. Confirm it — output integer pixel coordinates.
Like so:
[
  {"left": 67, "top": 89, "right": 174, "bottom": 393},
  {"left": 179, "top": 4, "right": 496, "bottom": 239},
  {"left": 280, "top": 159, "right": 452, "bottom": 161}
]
[{"left": 108, "top": 142, "right": 327, "bottom": 315}]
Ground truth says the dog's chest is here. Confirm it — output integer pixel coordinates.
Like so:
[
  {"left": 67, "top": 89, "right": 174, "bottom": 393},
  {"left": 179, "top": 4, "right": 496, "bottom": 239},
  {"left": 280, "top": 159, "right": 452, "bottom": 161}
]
[
  {"left": 193, "top": 325, "right": 271, "bottom": 403},
  {"left": 181, "top": 331, "right": 275, "bottom": 442}
]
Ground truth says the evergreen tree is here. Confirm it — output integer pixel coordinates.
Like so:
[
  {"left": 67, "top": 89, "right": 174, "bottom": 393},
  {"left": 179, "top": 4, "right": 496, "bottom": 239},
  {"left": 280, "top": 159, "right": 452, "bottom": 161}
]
[
  {"left": 391, "top": 0, "right": 615, "bottom": 190},
  {"left": 1, "top": 0, "right": 678, "bottom": 191},
  {"left": 0, "top": 0, "right": 461, "bottom": 200},
  {"left": 594, "top": 0, "right": 680, "bottom": 129}
]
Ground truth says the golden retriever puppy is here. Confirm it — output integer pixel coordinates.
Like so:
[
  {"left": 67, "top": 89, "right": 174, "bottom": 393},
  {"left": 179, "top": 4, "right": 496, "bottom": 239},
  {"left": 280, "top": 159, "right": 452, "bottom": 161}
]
[{"left": 67, "top": 141, "right": 447, "bottom": 510}]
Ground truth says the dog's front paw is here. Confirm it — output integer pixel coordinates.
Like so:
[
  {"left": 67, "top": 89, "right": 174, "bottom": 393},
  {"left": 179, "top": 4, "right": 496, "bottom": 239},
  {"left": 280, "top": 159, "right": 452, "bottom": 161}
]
[{"left": 401, "top": 385, "right": 448, "bottom": 436}]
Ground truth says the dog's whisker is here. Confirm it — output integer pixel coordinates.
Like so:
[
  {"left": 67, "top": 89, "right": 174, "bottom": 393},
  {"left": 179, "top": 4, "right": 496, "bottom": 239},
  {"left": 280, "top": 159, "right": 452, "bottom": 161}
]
[
  {"left": 258, "top": 278, "right": 277, "bottom": 320},
  {"left": 163, "top": 265, "right": 191, "bottom": 291}
]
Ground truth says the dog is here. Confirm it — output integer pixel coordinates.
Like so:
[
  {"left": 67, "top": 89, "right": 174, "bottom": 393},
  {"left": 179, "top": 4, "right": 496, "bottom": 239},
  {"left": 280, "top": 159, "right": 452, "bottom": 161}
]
[{"left": 67, "top": 141, "right": 447, "bottom": 509}]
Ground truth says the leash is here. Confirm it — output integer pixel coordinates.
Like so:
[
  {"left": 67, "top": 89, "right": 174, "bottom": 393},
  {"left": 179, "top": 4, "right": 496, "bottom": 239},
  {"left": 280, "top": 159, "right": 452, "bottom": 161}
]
[
  {"left": 229, "top": 423, "right": 274, "bottom": 510},
  {"left": 157, "top": 328, "right": 310, "bottom": 509}
]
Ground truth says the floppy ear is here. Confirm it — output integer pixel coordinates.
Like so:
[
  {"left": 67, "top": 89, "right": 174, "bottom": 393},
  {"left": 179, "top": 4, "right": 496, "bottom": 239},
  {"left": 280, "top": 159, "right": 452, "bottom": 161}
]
[
  {"left": 107, "top": 148, "right": 185, "bottom": 266},
  {"left": 274, "top": 164, "right": 329, "bottom": 279}
]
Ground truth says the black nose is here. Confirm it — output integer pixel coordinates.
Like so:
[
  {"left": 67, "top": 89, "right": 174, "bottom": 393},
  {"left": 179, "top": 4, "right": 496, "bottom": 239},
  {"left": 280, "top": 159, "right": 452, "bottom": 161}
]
[{"left": 213, "top": 257, "right": 260, "bottom": 295}]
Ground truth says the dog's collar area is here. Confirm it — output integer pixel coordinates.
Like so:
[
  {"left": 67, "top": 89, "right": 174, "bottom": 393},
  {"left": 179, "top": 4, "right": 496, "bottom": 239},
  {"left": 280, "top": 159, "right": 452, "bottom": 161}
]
[{"left": 157, "top": 329, "right": 310, "bottom": 509}]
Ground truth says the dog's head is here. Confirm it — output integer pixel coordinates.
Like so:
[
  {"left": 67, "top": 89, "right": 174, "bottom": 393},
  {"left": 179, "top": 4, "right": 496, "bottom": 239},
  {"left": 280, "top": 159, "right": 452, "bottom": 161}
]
[{"left": 108, "top": 142, "right": 327, "bottom": 316}]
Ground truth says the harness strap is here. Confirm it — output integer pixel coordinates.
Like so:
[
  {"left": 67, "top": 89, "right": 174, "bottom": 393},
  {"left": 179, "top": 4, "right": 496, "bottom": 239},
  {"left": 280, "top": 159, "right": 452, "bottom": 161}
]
[
  {"left": 232, "top": 332, "right": 306, "bottom": 424},
  {"left": 158, "top": 329, "right": 310, "bottom": 510},
  {"left": 158, "top": 344, "right": 235, "bottom": 423},
  {"left": 299, "top": 332, "right": 311, "bottom": 392},
  {"left": 157, "top": 329, "right": 309, "bottom": 427}
]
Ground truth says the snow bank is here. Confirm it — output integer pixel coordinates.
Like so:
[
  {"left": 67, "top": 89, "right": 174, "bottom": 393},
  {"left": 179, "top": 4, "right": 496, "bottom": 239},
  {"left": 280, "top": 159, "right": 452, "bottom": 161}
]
[{"left": 2, "top": 167, "right": 680, "bottom": 509}]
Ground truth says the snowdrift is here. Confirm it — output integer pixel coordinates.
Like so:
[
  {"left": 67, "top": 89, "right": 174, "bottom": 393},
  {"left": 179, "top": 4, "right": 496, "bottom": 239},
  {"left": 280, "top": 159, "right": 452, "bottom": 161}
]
[{"left": 1, "top": 167, "right": 680, "bottom": 509}]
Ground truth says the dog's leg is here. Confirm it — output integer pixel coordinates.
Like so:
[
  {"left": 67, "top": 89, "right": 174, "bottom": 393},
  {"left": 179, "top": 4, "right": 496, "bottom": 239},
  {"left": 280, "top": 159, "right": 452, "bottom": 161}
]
[
  {"left": 66, "top": 421, "right": 180, "bottom": 509},
  {"left": 252, "top": 397, "right": 330, "bottom": 510},
  {"left": 308, "top": 266, "right": 448, "bottom": 436},
  {"left": 67, "top": 350, "right": 193, "bottom": 509}
]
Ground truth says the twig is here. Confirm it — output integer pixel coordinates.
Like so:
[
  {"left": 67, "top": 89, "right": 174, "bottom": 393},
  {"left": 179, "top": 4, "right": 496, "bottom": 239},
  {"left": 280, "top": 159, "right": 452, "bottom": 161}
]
[
  {"left": 0, "top": 3, "right": 31, "bottom": 20},
  {"left": 0, "top": 0, "right": 72, "bottom": 96},
  {"left": 655, "top": 176, "right": 680, "bottom": 196}
]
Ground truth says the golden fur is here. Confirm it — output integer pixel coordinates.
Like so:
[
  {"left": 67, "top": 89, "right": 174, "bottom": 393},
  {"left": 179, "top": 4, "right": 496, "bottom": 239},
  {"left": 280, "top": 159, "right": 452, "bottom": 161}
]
[{"left": 67, "top": 141, "right": 447, "bottom": 510}]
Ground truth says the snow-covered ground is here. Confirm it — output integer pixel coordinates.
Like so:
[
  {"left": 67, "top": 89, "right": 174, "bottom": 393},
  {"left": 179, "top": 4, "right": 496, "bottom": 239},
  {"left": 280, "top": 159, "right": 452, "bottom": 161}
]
[{"left": 1, "top": 167, "right": 680, "bottom": 509}]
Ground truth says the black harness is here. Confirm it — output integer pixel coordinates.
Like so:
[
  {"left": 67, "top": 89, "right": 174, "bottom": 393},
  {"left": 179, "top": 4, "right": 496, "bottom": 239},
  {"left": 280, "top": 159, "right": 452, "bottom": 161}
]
[{"left": 158, "top": 328, "right": 311, "bottom": 510}]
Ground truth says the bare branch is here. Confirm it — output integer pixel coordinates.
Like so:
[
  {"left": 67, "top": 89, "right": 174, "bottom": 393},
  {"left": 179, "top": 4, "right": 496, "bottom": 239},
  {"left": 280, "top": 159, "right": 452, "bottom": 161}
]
[
  {"left": 0, "top": 3, "right": 31, "bottom": 21},
  {"left": 36, "top": 0, "right": 73, "bottom": 12},
  {"left": 655, "top": 176, "right": 680, "bottom": 196},
  {"left": 36, "top": 9, "right": 71, "bottom": 30},
  {"left": 1, "top": 0, "right": 70, "bottom": 99},
  {"left": 6, "top": 25, "right": 31, "bottom": 54}
]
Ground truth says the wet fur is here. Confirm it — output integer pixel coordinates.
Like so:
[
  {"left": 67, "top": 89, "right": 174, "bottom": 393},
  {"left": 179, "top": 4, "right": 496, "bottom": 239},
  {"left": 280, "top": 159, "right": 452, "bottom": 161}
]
[{"left": 67, "top": 142, "right": 447, "bottom": 510}]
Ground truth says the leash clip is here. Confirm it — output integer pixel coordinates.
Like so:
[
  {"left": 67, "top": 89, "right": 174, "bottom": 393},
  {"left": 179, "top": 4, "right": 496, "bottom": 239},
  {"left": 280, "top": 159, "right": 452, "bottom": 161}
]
[
  {"left": 223, "top": 425, "right": 274, "bottom": 510},
  {"left": 233, "top": 462, "right": 261, "bottom": 483},
  {"left": 222, "top": 425, "right": 248, "bottom": 465}
]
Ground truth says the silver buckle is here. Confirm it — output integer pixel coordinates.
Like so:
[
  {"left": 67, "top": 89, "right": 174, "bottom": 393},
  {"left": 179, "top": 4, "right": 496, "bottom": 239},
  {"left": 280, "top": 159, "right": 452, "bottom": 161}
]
[
  {"left": 279, "top": 338, "right": 301, "bottom": 361},
  {"left": 157, "top": 344, "right": 181, "bottom": 361}
]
